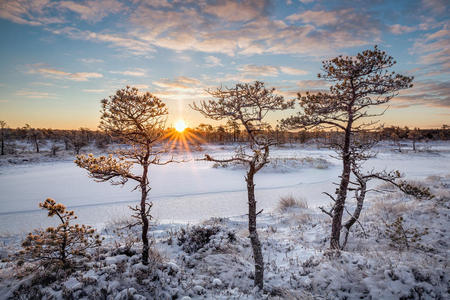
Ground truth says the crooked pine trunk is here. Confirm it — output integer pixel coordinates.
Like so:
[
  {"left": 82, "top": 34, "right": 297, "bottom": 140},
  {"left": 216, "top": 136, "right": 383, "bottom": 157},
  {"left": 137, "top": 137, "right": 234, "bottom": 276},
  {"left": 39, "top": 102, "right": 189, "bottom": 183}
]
[
  {"left": 330, "top": 120, "right": 353, "bottom": 249},
  {"left": 342, "top": 179, "right": 366, "bottom": 249},
  {"left": 140, "top": 165, "right": 150, "bottom": 265},
  {"left": 246, "top": 168, "right": 264, "bottom": 290}
]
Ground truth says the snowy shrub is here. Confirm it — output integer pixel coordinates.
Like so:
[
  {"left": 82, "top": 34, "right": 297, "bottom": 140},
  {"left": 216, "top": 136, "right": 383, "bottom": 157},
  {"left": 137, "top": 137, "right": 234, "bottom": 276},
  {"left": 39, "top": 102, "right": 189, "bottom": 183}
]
[
  {"left": 177, "top": 225, "right": 235, "bottom": 254},
  {"left": 18, "top": 198, "right": 103, "bottom": 270},
  {"left": 278, "top": 195, "right": 308, "bottom": 212},
  {"left": 385, "top": 216, "right": 428, "bottom": 250},
  {"left": 109, "top": 217, "right": 141, "bottom": 256}
]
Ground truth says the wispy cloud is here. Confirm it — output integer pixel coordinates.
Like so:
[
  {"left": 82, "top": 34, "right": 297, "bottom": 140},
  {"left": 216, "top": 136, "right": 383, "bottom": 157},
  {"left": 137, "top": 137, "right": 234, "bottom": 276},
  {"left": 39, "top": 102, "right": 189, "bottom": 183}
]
[
  {"left": 202, "top": 0, "right": 271, "bottom": 22},
  {"left": 110, "top": 68, "right": 147, "bottom": 77},
  {"left": 82, "top": 89, "right": 105, "bottom": 93},
  {"left": 28, "top": 64, "right": 103, "bottom": 81},
  {"left": 58, "top": 0, "right": 123, "bottom": 22},
  {"left": 50, "top": 27, "right": 154, "bottom": 55},
  {"left": 16, "top": 90, "right": 56, "bottom": 99},
  {"left": 389, "top": 24, "right": 417, "bottom": 35},
  {"left": 205, "top": 56, "right": 223, "bottom": 67},
  {"left": 297, "top": 80, "right": 329, "bottom": 90},
  {"left": 280, "top": 66, "right": 308, "bottom": 76},
  {"left": 0, "top": 0, "right": 64, "bottom": 26},
  {"left": 411, "top": 26, "right": 450, "bottom": 76},
  {"left": 154, "top": 77, "right": 201, "bottom": 89},
  {"left": 79, "top": 58, "right": 104, "bottom": 64},
  {"left": 395, "top": 80, "right": 450, "bottom": 107},
  {"left": 239, "top": 65, "right": 279, "bottom": 77}
]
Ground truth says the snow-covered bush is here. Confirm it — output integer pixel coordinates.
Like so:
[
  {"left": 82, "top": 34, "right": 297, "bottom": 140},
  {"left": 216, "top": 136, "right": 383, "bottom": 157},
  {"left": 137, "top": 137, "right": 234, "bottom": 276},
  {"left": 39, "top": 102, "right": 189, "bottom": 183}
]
[
  {"left": 18, "top": 198, "right": 102, "bottom": 270},
  {"left": 385, "top": 216, "right": 428, "bottom": 250},
  {"left": 177, "top": 225, "right": 236, "bottom": 254}
]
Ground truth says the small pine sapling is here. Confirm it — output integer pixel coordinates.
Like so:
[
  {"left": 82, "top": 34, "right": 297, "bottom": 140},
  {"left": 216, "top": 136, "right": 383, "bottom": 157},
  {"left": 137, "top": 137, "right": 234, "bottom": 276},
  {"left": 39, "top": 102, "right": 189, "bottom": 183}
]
[
  {"left": 385, "top": 216, "right": 428, "bottom": 250},
  {"left": 19, "top": 198, "right": 102, "bottom": 269}
]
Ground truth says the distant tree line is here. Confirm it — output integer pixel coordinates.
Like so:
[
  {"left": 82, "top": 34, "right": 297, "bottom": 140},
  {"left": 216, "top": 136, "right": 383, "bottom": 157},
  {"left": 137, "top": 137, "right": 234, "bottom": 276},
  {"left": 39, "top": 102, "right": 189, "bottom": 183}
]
[
  {"left": 0, "top": 124, "right": 112, "bottom": 155},
  {"left": 0, "top": 121, "right": 449, "bottom": 156}
]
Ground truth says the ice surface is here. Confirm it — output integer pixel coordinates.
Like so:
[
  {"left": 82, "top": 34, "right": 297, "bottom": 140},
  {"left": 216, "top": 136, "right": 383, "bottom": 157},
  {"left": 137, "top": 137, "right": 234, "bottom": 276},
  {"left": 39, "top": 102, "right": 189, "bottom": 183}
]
[{"left": 0, "top": 142, "right": 449, "bottom": 234}]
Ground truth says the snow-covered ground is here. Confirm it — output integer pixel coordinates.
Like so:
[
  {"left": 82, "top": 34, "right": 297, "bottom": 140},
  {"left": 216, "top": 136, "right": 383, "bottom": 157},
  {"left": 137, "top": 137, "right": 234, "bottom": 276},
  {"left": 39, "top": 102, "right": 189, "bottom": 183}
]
[{"left": 0, "top": 141, "right": 449, "bottom": 299}]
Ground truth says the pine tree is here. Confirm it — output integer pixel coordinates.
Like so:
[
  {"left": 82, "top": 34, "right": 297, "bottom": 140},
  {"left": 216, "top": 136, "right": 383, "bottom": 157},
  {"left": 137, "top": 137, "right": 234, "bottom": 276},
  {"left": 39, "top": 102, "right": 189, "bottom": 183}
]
[
  {"left": 282, "top": 46, "right": 413, "bottom": 249},
  {"left": 192, "top": 81, "right": 294, "bottom": 289},
  {"left": 20, "top": 198, "right": 102, "bottom": 269},
  {"left": 76, "top": 86, "right": 173, "bottom": 265}
]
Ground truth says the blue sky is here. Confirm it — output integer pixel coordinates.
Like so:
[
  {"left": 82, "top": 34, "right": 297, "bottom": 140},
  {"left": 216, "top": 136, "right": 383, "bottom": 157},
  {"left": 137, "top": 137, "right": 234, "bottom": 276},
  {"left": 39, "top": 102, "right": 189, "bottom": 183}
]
[{"left": 0, "top": 0, "right": 448, "bottom": 129}]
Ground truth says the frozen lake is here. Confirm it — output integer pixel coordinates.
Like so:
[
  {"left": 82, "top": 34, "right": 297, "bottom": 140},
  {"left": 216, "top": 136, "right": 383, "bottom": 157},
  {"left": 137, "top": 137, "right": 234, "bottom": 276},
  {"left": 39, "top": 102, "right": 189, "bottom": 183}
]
[{"left": 1, "top": 143, "right": 449, "bottom": 234}]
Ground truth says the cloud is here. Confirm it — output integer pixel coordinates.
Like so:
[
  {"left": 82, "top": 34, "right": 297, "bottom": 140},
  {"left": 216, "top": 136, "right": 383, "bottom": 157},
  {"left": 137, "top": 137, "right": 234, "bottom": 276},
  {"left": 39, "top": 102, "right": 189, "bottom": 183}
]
[
  {"left": 394, "top": 80, "right": 450, "bottom": 108},
  {"left": 58, "top": 0, "right": 123, "bottom": 22},
  {"left": 133, "top": 84, "right": 149, "bottom": 90},
  {"left": 29, "top": 65, "right": 103, "bottom": 81},
  {"left": 411, "top": 26, "right": 450, "bottom": 76},
  {"left": 297, "top": 80, "right": 329, "bottom": 90},
  {"left": 389, "top": 24, "right": 417, "bottom": 35},
  {"left": 0, "top": 0, "right": 64, "bottom": 26},
  {"left": 202, "top": 0, "right": 271, "bottom": 22},
  {"left": 280, "top": 66, "right": 308, "bottom": 75},
  {"left": 239, "top": 65, "right": 279, "bottom": 77},
  {"left": 422, "top": 0, "right": 448, "bottom": 15},
  {"left": 286, "top": 9, "right": 342, "bottom": 25},
  {"left": 205, "top": 56, "right": 223, "bottom": 67},
  {"left": 126, "top": 3, "right": 380, "bottom": 57},
  {"left": 110, "top": 68, "right": 147, "bottom": 77},
  {"left": 0, "top": 0, "right": 390, "bottom": 59},
  {"left": 31, "top": 82, "right": 55, "bottom": 86},
  {"left": 82, "top": 89, "right": 105, "bottom": 93},
  {"left": 50, "top": 27, "right": 154, "bottom": 55},
  {"left": 16, "top": 90, "right": 56, "bottom": 99},
  {"left": 79, "top": 58, "right": 104, "bottom": 63},
  {"left": 153, "top": 76, "right": 201, "bottom": 89}
]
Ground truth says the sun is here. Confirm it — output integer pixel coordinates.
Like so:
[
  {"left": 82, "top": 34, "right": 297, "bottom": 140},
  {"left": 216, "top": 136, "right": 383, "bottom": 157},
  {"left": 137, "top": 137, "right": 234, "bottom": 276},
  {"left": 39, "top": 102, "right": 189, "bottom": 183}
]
[{"left": 175, "top": 119, "right": 187, "bottom": 133}]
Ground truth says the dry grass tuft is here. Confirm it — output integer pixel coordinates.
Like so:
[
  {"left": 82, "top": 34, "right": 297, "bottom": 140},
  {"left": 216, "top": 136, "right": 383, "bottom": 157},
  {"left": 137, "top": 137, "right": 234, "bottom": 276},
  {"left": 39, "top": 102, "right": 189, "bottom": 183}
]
[{"left": 278, "top": 195, "right": 308, "bottom": 213}]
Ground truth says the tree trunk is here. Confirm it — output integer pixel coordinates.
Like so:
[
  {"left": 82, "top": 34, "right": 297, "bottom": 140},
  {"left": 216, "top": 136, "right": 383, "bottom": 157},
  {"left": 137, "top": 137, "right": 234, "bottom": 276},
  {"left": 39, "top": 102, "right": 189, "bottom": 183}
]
[
  {"left": 140, "top": 165, "right": 150, "bottom": 265},
  {"left": 246, "top": 168, "right": 264, "bottom": 290},
  {"left": 1, "top": 134, "right": 4, "bottom": 155},
  {"left": 330, "top": 117, "right": 353, "bottom": 249},
  {"left": 342, "top": 178, "right": 366, "bottom": 249},
  {"left": 412, "top": 139, "right": 416, "bottom": 152},
  {"left": 34, "top": 137, "right": 39, "bottom": 153}
]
